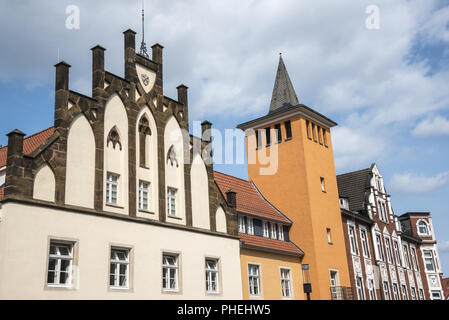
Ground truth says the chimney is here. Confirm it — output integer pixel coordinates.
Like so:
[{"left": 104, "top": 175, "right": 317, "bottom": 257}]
[
  {"left": 151, "top": 43, "right": 164, "bottom": 64},
  {"left": 91, "top": 45, "right": 106, "bottom": 96},
  {"left": 176, "top": 84, "right": 188, "bottom": 107},
  {"left": 4, "top": 129, "right": 26, "bottom": 199},
  {"left": 201, "top": 120, "right": 212, "bottom": 142},
  {"left": 55, "top": 61, "right": 71, "bottom": 92},
  {"left": 226, "top": 189, "right": 237, "bottom": 209},
  {"left": 123, "top": 29, "right": 137, "bottom": 82}
]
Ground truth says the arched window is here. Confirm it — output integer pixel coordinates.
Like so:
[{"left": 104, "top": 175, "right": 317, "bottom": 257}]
[
  {"left": 138, "top": 116, "right": 151, "bottom": 167},
  {"left": 107, "top": 127, "right": 122, "bottom": 150},
  {"left": 418, "top": 221, "right": 429, "bottom": 235}
]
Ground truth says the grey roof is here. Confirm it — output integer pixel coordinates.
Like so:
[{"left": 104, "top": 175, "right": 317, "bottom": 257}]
[
  {"left": 269, "top": 55, "right": 299, "bottom": 114},
  {"left": 337, "top": 167, "right": 373, "bottom": 213}
]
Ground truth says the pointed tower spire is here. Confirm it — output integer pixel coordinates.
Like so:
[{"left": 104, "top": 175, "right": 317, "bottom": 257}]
[
  {"left": 269, "top": 54, "right": 299, "bottom": 114},
  {"left": 139, "top": 0, "right": 149, "bottom": 59}
]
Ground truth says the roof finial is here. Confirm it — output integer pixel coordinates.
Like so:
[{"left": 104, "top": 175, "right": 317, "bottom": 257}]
[{"left": 139, "top": 0, "right": 149, "bottom": 59}]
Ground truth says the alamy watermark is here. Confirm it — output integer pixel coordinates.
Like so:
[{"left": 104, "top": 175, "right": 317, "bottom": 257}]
[
  {"left": 66, "top": 5, "right": 80, "bottom": 30},
  {"left": 365, "top": 5, "right": 380, "bottom": 30}
]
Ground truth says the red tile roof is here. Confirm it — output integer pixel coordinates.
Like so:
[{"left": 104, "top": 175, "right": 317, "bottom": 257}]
[
  {"left": 0, "top": 127, "right": 54, "bottom": 168},
  {"left": 214, "top": 171, "right": 290, "bottom": 224},
  {"left": 239, "top": 233, "right": 303, "bottom": 256}
]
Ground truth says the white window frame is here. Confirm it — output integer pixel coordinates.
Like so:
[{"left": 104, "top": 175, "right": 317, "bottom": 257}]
[
  {"left": 47, "top": 241, "right": 74, "bottom": 288},
  {"left": 167, "top": 187, "right": 177, "bottom": 217},
  {"left": 280, "top": 268, "right": 292, "bottom": 298},
  {"left": 392, "top": 283, "right": 400, "bottom": 300},
  {"left": 271, "top": 223, "right": 278, "bottom": 240},
  {"left": 248, "top": 264, "right": 261, "bottom": 297},
  {"left": 348, "top": 224, "right": 359, "bottom": 255},
  {"left": 383, "top": 281, "right": 391, "bottom": 300},
  {"left": 238, "top": 216, "right": 246, "bottom": 234},
  {"left": 278, "top": 225, "right": 285, "bottom": 241},
  {"left": 162, "top": 254, "right": 179, "bottom": 291},
  {"left": 410, "top": 246, "right": 419, "bottom": 271},
  {"left": 402, "top": 243, "right": 411, "bottom": 269},
  {"left": 411, "top": 287, "right": 417, "bottom": 300},
  {"left": 431, "top": 290, "right": 442, "bottom": 300},
  {"left": 247, "top": 217, "right": 254, "bottom": 235},
  {"left": 384, "top": 236, "right": 393, "bottom": 264},
  {"left": 106, "top": 172, "right": 119, "bottom": 205},
  {"left": 418, "top": 288, "right": 424, "bottom": 300},
  {"left": 138, "top": 180, "right": 149, "bottom": 211},
  {"left": 423, "top": 250, "right": 436, "bottom": 272},
  {"left": 417, "top": 220, "right": 429, "bottom": 236},
  {"left": 263, "top": 221, "right": 269, "bottom": 238},
  {"left": 393, "top": 239, "right": 402, "bottom": 266},
  {"left": 367, "top": 278, "right": 376, "bottom": 300},
  {"left": 205, "top": 258, "right": 219, "bottom": 294},
  {"left": 375, "top": 233, "right": 384, "bottom": 261},
  {"left": 109, "top": 247, "right": 130, "bottom": 289},
  {"left": 360, "top": 228, "right": 370, "bottom": 258},
  {"left": 356, "top": 276, "right": 365, "bottom": 300},
  {"left": 401, "top": 284, "right": 409, "bottom": 300}
]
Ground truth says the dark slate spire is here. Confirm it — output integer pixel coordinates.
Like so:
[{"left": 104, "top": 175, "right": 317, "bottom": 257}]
[{"left": 269, "top": 54, "right": 299, "bottom": 114}]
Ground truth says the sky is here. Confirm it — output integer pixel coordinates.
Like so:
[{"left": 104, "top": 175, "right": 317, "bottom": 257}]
[{"left": 0, "top": 0, "right": 448, "bottom": 275}]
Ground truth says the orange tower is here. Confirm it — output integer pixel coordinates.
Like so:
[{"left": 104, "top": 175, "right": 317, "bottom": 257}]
[{"left": 237, "top": 56, "right": 351, "bottom": 300}]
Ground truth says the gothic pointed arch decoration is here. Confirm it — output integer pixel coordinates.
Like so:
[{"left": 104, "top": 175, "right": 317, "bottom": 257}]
[
  {"left": 167, "top": 145, "right": 179, "bottom": 167},
  {"left": 107, "top": 126, "right": 122, "bottom": 151},
  {"left": 138, "top": 115, "right": 152, "bottom": 167}
]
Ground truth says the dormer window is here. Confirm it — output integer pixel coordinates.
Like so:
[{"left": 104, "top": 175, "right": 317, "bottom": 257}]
[
  {"left": 339, "top": 198, "right": 349, "bottom": 210},
  {"left": 418, "top": 221, "right": 429, "bottom": 235}
]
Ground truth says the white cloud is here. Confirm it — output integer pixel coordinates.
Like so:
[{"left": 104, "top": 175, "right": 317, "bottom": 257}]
[
  {"left": 389, "top": 171, "right": 449, "bottom": 194},
  {"left": 412, "top": 116, "right": 449, "bottom": 137},
  {"left": 439, "top": 240, "right": 449, "bottom": 253}
]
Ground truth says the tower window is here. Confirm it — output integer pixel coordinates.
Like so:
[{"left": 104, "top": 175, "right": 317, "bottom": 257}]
[
  {"left": 285, "top": 121, "right": 292, "bottom": 140},
  {"left": 306, "top": 120, "right": 312, "bottom": 139},
  {"left": 265, "top": 127, "right": 271, "bottom": 147},
  {"left": 312, "top": 123, "right": 317, "bottom": 142},
  {"left": 327, "top": 228, "right": 332, "bottom": 244},
  {"left": 256, "top": 129, "right": 262, "bottom": 149},
  {"left": 320, "top": 177, "right": 326, "bottom": 192},
  {"left": 275, "top": 124, "right": 282, "bottom": 143},
  {"left": 323, "top": 128, "right": 328, "bottom": 147},
  {"left": 318, "top": 125, "right": 323, "bottom": 145}
]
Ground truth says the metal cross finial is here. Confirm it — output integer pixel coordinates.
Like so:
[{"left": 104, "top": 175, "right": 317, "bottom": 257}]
[{"left": 139, "top": 0, "right": 149, "bottom": 59}]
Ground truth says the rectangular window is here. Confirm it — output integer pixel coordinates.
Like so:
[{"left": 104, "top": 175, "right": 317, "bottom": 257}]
[
  {"left": 205, "top": 259, "right": 219, "bottom": 293},
  {"left": 411, "top": 287, "right": 417, "bottom": 300},
  {"left": 320, "top": 177, "right": 326, "bottom": 192},
  {"left": 431, "top": 291, "right": 442, "bottom": 300},
  {"left": 47, "top": 241, "right": 73, "bottom": 287},
  {"left": 376, "top": 234, "right": 384, "bottom": 261},
  {"left": 106, "top": 172, "right": 119, "bottom": 205},
  {"left": 280, "top": 268, "right": 292, "bottom": 298},
  {"left": 275, "top": 124, "right": 282, "bottom": 143},
  {"left": 348, "top": 225, "right": 358, "bottom": 255},
  {"left": 424, "top": 250, "right": 435, "bottom": 272},
  {"left": 248, "top": 264, "right": 261, "bottom": 296},
  {"left": 271, "top": 223, "right": 278, "bottom": 239},
  {"left": 138, "top": 181, "right": 149, "bottom": 211},
  {"left": 385, "top": 237, "right": 393, "bottom": 264},
  {"left": 162, "top": 254, "right": 179, "bottom": 291},
  {"left": 109, "top": 248, "right": 130, "bottom": 289},
  {"left": 318, "top": 125, "right": 323, "bottom": 144},
  {"left": 392, "top": 283, "right": 400, "bottom": 300},
  {"left": 265, "top": 127, "right": 271, "bottom": 147},
  {"left": 383, "top": 281, "right": 391, "bottom": 300},
  {"left": 247, "top": 217, "right": 254, "bottom": 235},
  {"left": 360, "top": 229, "right": 370, "bottom": 258},
  {"left": 401, "top": 284, "right": 409, "bottom": 300},
  {"left": 238, "top": 216, "right": 246, "bottom": 234},
  {"left": 263, "top": 221, "right": 270, "bottom": 238},
  {"left": 306, "top": 120, "right": 312, "bottom": 139},
  {"left": 419, "top": 288, "right": 424, "bottom": 300},
  {"left": 285, "top": 121, "right": 292, "bottom": 140},
  {"left": 256, "top": 129, "right": 262, "bottom": 149},
  {"left": 323, "top": 128, "right": 328, "bottom": 147},
  {"left": 356, "top": 276, "right": 365, "bottom": 300},
  {"left": 402, "top": 244, "right": 411, "bottom": 269},
  {"left": 393, "top": 240, "right": 402, "bottom": 266},
  {"left": 410, "top": 247, "right": 419, "bottom": 271},
  {"left": 312, "top": 123, "right": 317, "bottom": 142},
  {"left": 327, "top": 228, "right": 332, "bottom": 244},
  {"left": 167, "top": 188, "right": 177, "bottom": 217},
  {"left": 278, "top": 225, "right": 285, "bottom": 241},
  {"left": 368, "top": 279, "right": 376, "bottom": 300}
]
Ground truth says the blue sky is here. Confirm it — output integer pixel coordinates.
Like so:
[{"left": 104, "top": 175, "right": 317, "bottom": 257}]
[{"left": 1, "top": 0, "right": 448, "bottom": 275}]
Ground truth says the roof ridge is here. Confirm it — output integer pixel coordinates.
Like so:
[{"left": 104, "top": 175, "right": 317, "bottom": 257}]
[
  {"left": 337, "top": 167, "right": 371, "bottom": 177},
  {"left": 214, "top": 170, "right": 249, "bottom": 184}
]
